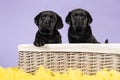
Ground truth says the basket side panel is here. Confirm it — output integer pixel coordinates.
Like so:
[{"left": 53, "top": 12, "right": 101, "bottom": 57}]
[{"left": 18, "top": 51, "right": 120, "bottom": 75}]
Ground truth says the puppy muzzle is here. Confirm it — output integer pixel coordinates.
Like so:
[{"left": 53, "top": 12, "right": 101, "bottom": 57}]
[
  {"left": 39, "top": 29, "right": 53, "bottom": 35},
  {"left": 73, "top": 25, "right": 83, "bottom": 32}
]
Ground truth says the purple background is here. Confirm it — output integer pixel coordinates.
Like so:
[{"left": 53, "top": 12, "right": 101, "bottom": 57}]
[{"left": 0, "top": 0, "right": 120, "bottom": 67}]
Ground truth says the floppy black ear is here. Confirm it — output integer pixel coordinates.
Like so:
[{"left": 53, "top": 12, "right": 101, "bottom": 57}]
[
  {"left": 86, "top": 11, "right": 93, "bottom": 24},
  {"left": 34, "top": 12, "right": 43, "bottom": 26},
  {"left": 65, "top": 12, "right": 72, "bottom": 25},
  {"left": 55, "top": 15, "right": 63, "bottom": 29}
]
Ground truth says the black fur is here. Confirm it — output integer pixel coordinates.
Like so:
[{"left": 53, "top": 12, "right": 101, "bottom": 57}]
[
  {"left": 66, "top": 9, "right": 98, "bottom": 43},
  {"left": 34, "top": 11, "right": 63, "bottom": 46}
]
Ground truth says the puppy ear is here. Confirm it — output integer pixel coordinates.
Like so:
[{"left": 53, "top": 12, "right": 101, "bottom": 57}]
[
  {"left": 86, "top": 12, "right": 93, "bottom": 24},
  {"left": 34, "top": 12, "right": 43, "bottom": 26},
  {"left": 65, "top": 12, "right": 71, "bottom": 25},
  {"left": 55, "top": 15, "right": 63, "bottom": 29}
]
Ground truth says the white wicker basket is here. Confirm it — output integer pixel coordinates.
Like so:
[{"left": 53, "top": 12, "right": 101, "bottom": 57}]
[{"left": 18, "top": 44, "right": 120, "bottom": 75}]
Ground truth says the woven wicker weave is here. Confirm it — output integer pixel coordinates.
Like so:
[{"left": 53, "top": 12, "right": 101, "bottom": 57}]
[{"left": 18, "top": 44, "right": 120, "bottom": 75}]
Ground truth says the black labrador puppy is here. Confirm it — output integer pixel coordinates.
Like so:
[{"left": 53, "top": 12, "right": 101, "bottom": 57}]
[
  {"left": 65, "top": 8, "right": 99, "bottom": 43},
  {"left": 34, "top": 11, "right": 63, "bottom": 47}
]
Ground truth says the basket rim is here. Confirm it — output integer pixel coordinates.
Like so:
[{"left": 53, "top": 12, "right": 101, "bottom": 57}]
[{"left": 18, "top": 44, "right": 120, "bottom": 54}]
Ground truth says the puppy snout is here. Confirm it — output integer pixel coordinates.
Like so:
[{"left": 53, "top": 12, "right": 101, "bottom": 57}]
[
  {"left": 76, "top": 16, "right": 82, "bottom": 20},
  {"left": 44, "top": 18, "right": 51, "bottom": 24},
  {"left": 76, "top": 18, "right": 84, "bottom": 26},
  {"left": 40, "top": 27, "right": 52, "bottom": 35},
  {"left": 43, "top": 21, "right": 51, "bottom": 25},
  {"left": 45, "top": 16, "right": 50, "bottom": 21}
]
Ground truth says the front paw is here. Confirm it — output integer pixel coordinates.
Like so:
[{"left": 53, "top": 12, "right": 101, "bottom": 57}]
[{"left": 33, "top": 40, "right": 45, "bottom": 47}]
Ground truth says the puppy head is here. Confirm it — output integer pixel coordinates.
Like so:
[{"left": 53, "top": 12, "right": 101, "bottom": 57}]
[
  {"left": 65, "top": 9, "right": 92, "bottom": 31},
  {"left": 34, "top": 11, "right": 63, "bottom": 35}
]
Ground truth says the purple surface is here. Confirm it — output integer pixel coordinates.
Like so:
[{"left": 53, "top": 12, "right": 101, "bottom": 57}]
[{"left": 0, "top": 0, "right": 120, "bottom": 67}]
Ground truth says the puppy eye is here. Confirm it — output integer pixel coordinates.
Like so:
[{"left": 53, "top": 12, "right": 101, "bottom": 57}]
[
  {"left": 40, "top": 15, "right": 46, "bottom": 20},
  {"left": 50, "top": 15, "right": 53, "bottom": 18},
  {"left": 41, "top": 14, "right": 47, "bottom": 18},
  {"left": 73, "top": 14, "right": 78, "bottom": 17},
  {"left": 51, "top": 19, "right": 56, "bottom": 22},
  {"left": 51, "top": 16, "right": 57, "bottom": 21},
  {"left": 81, "top": 14, "right": 86, "bottom": 18}
]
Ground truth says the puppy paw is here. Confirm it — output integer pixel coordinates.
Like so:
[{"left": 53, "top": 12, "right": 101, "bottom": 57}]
[{"left": 34, "top": 40, "right": 45, "bottom": 47}]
